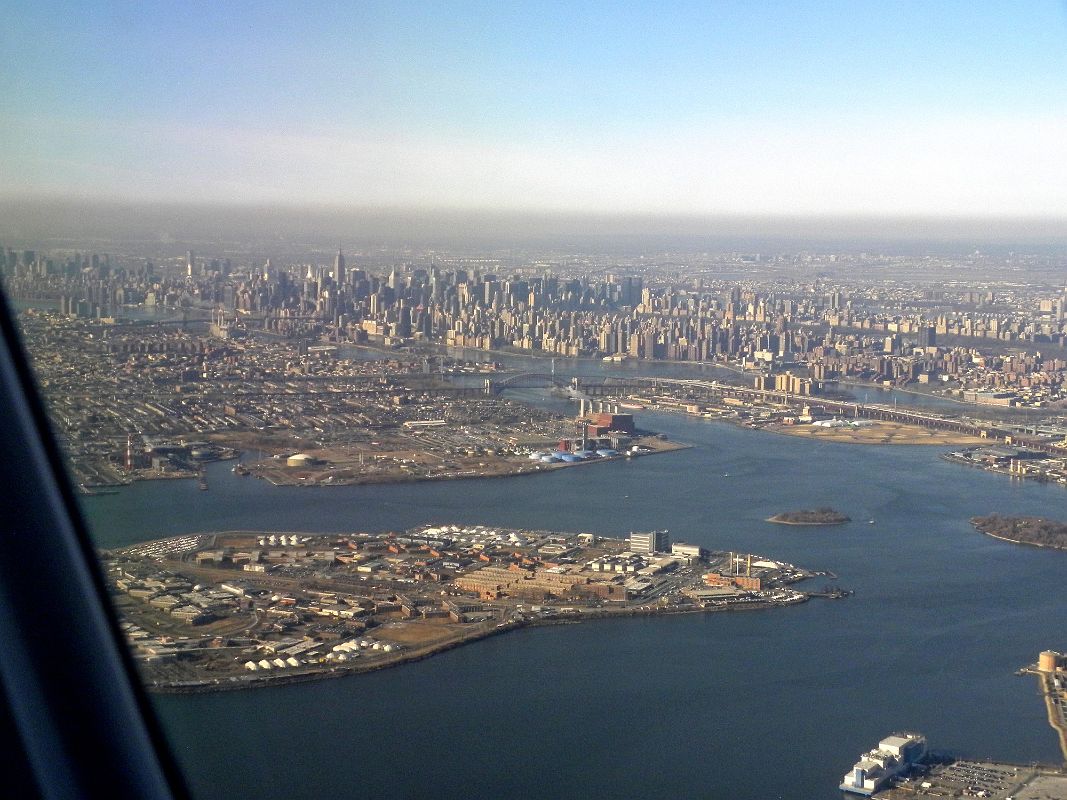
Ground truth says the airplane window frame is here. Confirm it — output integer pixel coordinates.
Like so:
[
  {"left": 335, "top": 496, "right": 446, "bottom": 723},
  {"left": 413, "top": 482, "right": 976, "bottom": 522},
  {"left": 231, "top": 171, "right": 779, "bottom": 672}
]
[{"left": 0, "top": 283, "right": 190, "bottom": 800}]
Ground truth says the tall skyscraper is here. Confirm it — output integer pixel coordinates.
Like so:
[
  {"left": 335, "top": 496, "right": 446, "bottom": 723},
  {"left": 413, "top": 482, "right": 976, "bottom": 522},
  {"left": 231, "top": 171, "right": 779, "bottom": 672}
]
[
  {"left": 186, "top": 250, "right": 196, "bottom": 277},
  {"left": 334, "top": 247, "right": 346, "bottom": 286}
]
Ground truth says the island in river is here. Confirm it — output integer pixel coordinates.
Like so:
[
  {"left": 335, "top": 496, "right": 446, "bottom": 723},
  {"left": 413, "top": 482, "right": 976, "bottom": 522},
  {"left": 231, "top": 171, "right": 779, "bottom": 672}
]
[
  {"left": 104, "top": 525, "right": 841, "bottom": 693},
  {"left": 766, "top": 508, "right": 851, "bottom": 526},
  {"left": 970, "top": 514, "right": 1067, "bottom": 550}
]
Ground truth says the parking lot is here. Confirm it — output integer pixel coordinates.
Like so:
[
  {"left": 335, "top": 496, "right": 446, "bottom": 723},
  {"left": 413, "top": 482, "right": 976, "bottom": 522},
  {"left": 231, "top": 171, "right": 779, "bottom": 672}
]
[{"left": 888, "top": 761, "right": 1067, "bottom": 800}]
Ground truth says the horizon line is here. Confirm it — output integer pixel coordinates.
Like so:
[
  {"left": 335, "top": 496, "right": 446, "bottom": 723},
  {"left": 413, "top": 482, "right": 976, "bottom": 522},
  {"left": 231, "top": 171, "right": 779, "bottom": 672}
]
[{"left": 3, "top": 195, "right": 1067, "bottom": 227}]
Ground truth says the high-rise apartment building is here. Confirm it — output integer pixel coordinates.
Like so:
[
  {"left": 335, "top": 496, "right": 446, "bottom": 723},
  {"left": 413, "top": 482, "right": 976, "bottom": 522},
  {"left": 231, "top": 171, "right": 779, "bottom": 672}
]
[{"left": 629, "top": 530, "right": 670, "bottom": 554}]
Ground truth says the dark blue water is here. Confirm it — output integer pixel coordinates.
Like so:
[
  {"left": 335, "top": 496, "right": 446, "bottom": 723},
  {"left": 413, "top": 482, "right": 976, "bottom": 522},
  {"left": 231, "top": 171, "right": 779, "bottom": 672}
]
[{"left": 83, "top": 400, "right": 1067, "bottom": 799}]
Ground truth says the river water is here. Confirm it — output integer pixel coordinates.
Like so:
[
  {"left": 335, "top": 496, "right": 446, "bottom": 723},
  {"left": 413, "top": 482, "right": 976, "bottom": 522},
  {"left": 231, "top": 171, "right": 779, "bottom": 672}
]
[{"left": 81, "top": 391, "right": 1067, "bottom": 800}]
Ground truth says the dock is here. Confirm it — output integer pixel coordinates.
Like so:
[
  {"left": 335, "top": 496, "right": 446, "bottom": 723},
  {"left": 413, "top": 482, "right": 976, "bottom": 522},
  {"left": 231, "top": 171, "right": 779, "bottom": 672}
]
[
  {"left": 1038, "top": 670, "right": 1067, "bottom": 762},
  {"left": 1020, "top": 650, "right": 1067, "bottom": 764}
]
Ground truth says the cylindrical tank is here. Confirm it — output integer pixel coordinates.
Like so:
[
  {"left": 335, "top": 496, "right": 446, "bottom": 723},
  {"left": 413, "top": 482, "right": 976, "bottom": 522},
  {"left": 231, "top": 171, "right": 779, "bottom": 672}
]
[{"left": 1039, "top": 650, "right": 1063, "bottom": 672}]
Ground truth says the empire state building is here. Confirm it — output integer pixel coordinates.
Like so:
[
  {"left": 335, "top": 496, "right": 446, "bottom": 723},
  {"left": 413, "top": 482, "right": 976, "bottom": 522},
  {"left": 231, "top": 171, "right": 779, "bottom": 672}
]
[{"left": 334, "top": 247, "right": 346, "bottom": 286}]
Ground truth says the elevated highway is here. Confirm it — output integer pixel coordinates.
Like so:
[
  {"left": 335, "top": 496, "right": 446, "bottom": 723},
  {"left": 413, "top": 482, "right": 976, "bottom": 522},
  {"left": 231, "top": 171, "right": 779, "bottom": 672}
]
[{"left": 558, "top": 375, "right": 1066, "bottom": 451}]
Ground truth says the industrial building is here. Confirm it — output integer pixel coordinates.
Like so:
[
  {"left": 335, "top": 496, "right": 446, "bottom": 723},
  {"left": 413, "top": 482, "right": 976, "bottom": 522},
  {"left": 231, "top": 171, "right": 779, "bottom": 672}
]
[
  {"left": 671, "top": 542, "right": 707, "bottom": 561},
  {"left": 704, "top": 572, "right": 762, "bottom": 591},
  {"left": 840, "top": 733, "right": 927, "bottom": 796}
]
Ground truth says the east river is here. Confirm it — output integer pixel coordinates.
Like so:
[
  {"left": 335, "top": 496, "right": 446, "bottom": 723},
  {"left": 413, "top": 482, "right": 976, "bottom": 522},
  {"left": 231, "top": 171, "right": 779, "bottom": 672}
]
[{"left": 82, "top": 392, "right": 1067, "bottom": 799}]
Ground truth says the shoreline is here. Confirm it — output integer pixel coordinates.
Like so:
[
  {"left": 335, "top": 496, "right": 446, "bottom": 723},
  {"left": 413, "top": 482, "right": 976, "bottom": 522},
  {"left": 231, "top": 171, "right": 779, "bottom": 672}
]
[
  {"left": 942, "top": 452, "right": 1066, "bottom": 487},
  {"left": 146, "top": 598, "right": 801, "bottom": 695},
  {"left": 253, "top": 438, "right": 690, "bottom": 488},
  {"left": 765, "top": 515, "right": 849, "bottom": 526},
  {"left": 108, "top": 525, "right": 830, "bottom": 697},
  {"left": 627, "top": 400, "right": 987, "bottom": 449},
  {"left": 84, "top": 437, "right": 692, "bottom": 492},
  {"left": 355, "top": 341, "right": 1054, "bottom": 420},
  {"left": 973, "top": 526, "right": 1067, "bottom": 552}
]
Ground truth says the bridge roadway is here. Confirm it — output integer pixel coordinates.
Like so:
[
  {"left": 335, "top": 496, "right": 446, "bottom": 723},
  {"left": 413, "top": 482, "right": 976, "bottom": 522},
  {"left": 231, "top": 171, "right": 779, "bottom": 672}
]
[
  {"left": 638, "top": 375, "right": 1024, "bottom": 438},
  {"left": 497, "top": 373, "right": 1060, "bottom": 454},
  {"left": 488, "top": 372, "right": 574, "bottom": 391}
]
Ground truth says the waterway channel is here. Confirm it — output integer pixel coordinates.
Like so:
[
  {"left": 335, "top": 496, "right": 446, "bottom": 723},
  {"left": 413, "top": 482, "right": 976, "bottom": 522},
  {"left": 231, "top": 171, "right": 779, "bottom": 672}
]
[{"left": 82, "top": 392, "right": 1067, "bottom": 800}]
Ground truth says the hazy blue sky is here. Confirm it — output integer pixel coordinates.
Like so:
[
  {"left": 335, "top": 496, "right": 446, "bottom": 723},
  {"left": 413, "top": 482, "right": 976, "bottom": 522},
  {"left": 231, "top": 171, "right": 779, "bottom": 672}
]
[{"left": 3, "top": 1, "right": 1067, "bottom": 216}]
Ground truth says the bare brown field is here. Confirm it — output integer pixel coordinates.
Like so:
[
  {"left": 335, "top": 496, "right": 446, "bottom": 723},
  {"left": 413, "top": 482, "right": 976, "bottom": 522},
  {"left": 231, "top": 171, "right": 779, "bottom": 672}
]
[{"left": 767, "top": 420, "right": 985, "bottom": 446}]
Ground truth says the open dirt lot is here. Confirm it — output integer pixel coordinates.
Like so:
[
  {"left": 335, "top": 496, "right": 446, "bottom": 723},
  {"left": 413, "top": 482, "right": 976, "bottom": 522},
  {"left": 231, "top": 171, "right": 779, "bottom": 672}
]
[{"left": 767, "top": 420, "right": 986, "bottom": 446}]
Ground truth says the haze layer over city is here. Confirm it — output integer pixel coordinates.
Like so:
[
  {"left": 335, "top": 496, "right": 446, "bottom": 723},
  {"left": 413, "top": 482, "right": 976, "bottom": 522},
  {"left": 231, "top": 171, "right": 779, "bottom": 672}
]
[{"left": 4, "top": 3, "right": 1067, "bottom": 800}]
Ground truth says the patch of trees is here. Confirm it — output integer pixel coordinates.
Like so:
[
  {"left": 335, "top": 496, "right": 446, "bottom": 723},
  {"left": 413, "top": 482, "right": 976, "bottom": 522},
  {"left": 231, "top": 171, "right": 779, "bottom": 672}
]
[
  {"left": 769, "top": 508, "right": 850, "bottom": 525},
  {"left": 971, "top": 514, "right": 1067, "bottom": 549}
]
